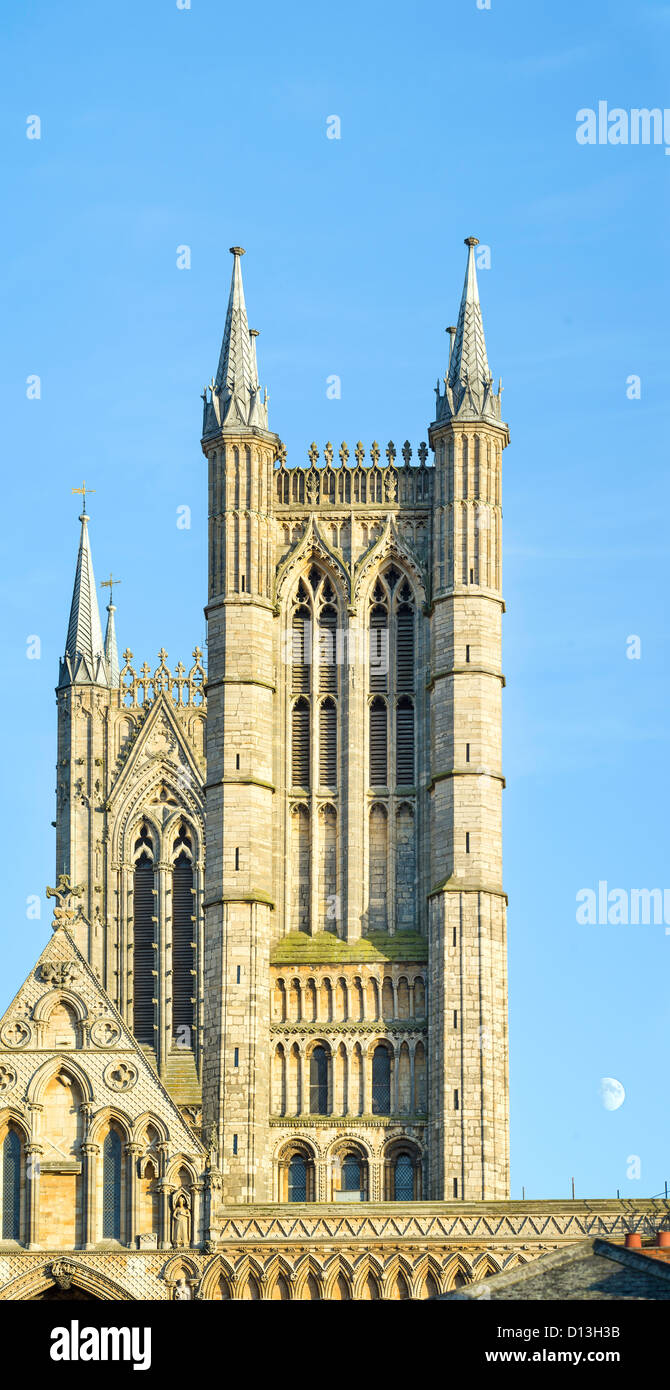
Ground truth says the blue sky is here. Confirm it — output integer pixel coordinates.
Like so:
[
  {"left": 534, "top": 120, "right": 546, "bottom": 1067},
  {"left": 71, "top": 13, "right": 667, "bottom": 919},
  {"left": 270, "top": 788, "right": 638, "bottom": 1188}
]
[{"left": 1, "top": 0, "right": 669, "bottom": 1200}]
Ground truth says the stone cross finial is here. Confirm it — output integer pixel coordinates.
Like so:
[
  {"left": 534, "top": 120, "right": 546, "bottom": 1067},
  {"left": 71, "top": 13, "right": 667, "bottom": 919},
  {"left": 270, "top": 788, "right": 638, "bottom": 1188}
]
[{"left": 46, "top": 874, "right": 82, "bottom": 931}]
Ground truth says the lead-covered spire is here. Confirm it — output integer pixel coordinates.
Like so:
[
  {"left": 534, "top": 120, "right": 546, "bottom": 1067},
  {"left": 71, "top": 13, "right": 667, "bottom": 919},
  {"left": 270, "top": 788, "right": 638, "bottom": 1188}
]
[
  {"left": 435, "top": 237, "right": 503, "bottom": 424},
  {"left": 59, "top": 511, "right": 108, "bottom": 687},
  {"left": 202, "top": 246, "right": 269, "bottom": 435}
]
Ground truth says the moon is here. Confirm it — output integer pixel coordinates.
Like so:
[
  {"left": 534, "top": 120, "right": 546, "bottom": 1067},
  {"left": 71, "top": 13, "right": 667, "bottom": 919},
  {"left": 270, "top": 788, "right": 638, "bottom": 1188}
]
[{"left": 599, "top": 1077, "right": 625, "bottom": 1111}]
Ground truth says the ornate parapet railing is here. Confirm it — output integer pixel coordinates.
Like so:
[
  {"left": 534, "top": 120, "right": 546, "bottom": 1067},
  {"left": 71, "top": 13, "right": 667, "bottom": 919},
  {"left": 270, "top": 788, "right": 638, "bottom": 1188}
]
[
  {"left": 119, "top": 647, "right": 207, "bottom": 709},
  {"left": 274, "top": 440, "right": 434, "bottom": 508}
]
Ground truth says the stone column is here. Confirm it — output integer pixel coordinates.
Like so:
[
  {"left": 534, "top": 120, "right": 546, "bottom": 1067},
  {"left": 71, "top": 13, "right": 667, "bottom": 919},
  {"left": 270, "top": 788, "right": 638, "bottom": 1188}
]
[
  {"left": 26, "top": 1144, "right": 42, "bottom": 1250},
  {"left": 159, "top": 1182, "right": 175, "bottom": 1249},
  {"left": 125, "top": 1142, "right": 142, "bottom": 1247},
  {"left": 81, "top": 1140, "right": 99, "bottom": 1249}
]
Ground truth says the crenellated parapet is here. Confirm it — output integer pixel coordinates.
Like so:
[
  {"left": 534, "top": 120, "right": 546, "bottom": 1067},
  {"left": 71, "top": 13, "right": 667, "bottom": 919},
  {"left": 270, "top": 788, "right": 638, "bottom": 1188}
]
[{"left": 274, "top": 441, "right": 434, "bottom": 509}]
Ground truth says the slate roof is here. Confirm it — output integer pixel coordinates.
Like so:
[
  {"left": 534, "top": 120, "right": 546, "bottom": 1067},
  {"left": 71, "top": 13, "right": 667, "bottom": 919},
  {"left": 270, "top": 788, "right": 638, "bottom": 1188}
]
[{"left": 437, "top": 1239, "right": 670, "bottom": 1300}]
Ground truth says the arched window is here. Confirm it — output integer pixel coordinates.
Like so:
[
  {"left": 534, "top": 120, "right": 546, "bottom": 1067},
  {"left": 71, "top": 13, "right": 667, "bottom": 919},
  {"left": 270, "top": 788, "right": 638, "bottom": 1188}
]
[
  {"left": 172, "top": 834, "right": 194, "bottom": 1044},
  {"left": 2, "top": 1129, "right": 21, "bottom": 1240},
  {"left": 102, "top": 1128, "right": 122, "bottom": 1241},
  {"left": 309, "top": 1046, "right": 329, "bottom": 1115},
  {"left": 394, "top": 1152, "right": 415, "bottom": 1201},
  {"left": 133, "top": 824, "right": 155, "bottom": 1047},
  {"left": 287, "top": 1154, "right": 307, "bottom": 1202},
  {"left": 319, "top": 699, "right": 337, "bottom": 786},
  {"left": 395, "top": 697, "right": 415, "bottom": 785},
  {"left": 291, "top": 698, "right": 310, "bottom": 787},
  {"left": 371, "top": 1044, "right": 391, "bottom": 1114},
  {"left": 369, "top": 698, "right": 388, "bottom": 786},
  {"left": 336, "top": 1149, "right": 368, "bottom": 1199}
]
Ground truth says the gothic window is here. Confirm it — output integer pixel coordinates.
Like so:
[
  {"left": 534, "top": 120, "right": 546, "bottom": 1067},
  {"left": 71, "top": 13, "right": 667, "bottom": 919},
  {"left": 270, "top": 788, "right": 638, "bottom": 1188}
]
[
  {"left": 172, "top": 822, "right": 194, "bottom": 1045},
  {"left": 102, "top": 1128, "right": 122, "bottom": 1241},
  {"left": 291, "top": 698, "right": 310, "bottom": 787},
  {"left": 2, "top": 1129, "right": 21, "bottom": 1241},
  {"left": 133, "top": 823, "right": 155, "bottom": 1047},
  {"left": 371, "top": 1044, "right": 391, "bottom": 1115},
  {"left": 309, "top": 1045, "right": 329, "bottom": 1115},
  {"left": 369, "top": 698, "right": 388, "bottom": 786},
  {"left": 318, "top": 699, "right": 337, "bottom": 786}
]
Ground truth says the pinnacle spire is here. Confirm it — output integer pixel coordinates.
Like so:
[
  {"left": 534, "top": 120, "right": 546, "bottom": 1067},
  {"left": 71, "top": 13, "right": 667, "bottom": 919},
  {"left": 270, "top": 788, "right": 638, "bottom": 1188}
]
[
  {"left": 101, "top": 573, "right": 121, "bottom": 685},
  {"left": 435, "top": 237, "right": 502, "bottom": 424},
  {"left": 202, "top": 247, "right": 269, "bottom": 435},
  {"left": 60, "top": 512, "right": 108, "bottom": 687}
]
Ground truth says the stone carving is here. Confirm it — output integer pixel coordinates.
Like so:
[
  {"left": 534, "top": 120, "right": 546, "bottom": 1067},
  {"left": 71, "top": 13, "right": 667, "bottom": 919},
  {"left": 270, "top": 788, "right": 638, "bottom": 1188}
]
[
  {"left": 39, "top": 960, "right": 80, "bottom": 988},
  {"left": 171, "top": 1191, "right": 192, "bottom": 1248},
  {"left": 90, "top": 1018, "right": 122, "bottom": 1047},
  {"left": 104, "top": 1060, "right": 138, "bottom": 1092},
  {"left": 46, "top": 874, "right": 82, "bottom": 930},
  {"left": 0, "top": 1020, "right": 31, "bottom": 1049},
  {"left": 0, "top": 1064, "right": 17, "bottom": 1094},
  {"left": 173, "top": 1278, "right": 192, "bottom": 1300},
  {"left": 50, "top": 1259, "right": 77, "bottom": 1290}
]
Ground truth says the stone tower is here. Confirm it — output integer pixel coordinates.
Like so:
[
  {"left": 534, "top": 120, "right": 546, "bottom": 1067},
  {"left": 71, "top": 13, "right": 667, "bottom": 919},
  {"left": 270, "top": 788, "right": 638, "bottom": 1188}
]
[
  {"left": 200, "top": 238, "right": 510, "bottom": 1204},
  {"left": 56, "top": 505, "right": 207, "bottom": 1110},
  {"left": 427, "top": 239, "right": 510, "bottom": 1199},
  {"left": 200, "top": 248, "right": 281, "bottom": 1198}
]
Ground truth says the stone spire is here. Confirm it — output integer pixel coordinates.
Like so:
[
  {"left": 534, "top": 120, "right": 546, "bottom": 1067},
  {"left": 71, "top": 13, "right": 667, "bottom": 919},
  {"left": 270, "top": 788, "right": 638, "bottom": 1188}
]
[
  {"left": 435, "top": 237, "right": 503, "bottom": 424},
  {"left": 59, "top": 512, "right": 108, "bottom": 686},
  {"left": 202, "top": 247, "right": 269, "bottom": 435},
  {"left": 104, "top": 600, "right": 119, "bottom": 685}
]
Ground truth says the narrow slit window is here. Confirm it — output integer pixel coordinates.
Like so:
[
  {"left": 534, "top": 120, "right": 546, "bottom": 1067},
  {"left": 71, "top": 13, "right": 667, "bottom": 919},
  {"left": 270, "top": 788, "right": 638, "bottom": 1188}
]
[
  {"left": 395, "top": 697, "right": 415, "bottom": 786},
  {"left": 465, "top": 832, "right": 470, "bottom": 854},
  {"left": 319, "top": 698, "right": 337, "bottom": 786}
]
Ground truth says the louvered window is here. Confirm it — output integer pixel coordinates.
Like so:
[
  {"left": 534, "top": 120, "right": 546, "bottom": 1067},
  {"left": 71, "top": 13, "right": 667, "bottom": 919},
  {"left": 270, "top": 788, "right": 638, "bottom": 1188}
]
[
  {"left": 396, "top": 605, "right": 414, "bottom": 691},
  {"left": 172, "top": 851, "right": 194, "bottom": 1041},
  {"left": 369, "top": 606, "right": 388, "bottom": 691},
  {"left": 102, "top": 1129, "right": 122, "bottom": 1240},
  {"left": 372, "top": 1045, "right": 391, "bottom": 1114},
  {"left": 369, "top": 698, "right": 388, "bottom": 787},
  {"left": 133, "top": 852, "right": 155, "bottom": 1046},
  {"left": 292, "top": 698, "right": 310, "bottom": 787},
  {"left": 319, "top": 699, "right": 337, "bottom": 786},
  {"left": 310, "top": 1046, "right": 328, "bottom": 1114},
  {"left": 318, "top": 606, "right": 337, "bottom": 692},
  {"left": 291, "top": 608, "right": 311, "bottom": 693},
  {"left": 396, "top": 698, "right": 415, "bottom": 785},
  {"left": 2, "top": 1131, "right": 20, "bottom": 1240}
]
